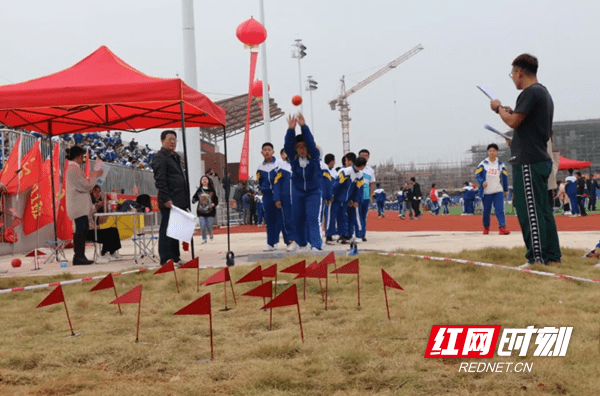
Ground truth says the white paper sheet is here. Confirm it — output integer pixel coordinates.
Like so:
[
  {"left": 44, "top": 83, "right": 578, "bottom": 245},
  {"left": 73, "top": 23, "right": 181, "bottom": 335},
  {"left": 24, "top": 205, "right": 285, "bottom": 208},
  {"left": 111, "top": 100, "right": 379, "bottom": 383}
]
[
  {"left": 477, "top": 85, "right": 498, "bottom": 101},
  {"left": 93, "top": 159, "right": 111, "bottom": 186},
  {"left": 167, "top": 205, "right": 197, "bottom": 242},
  {"left": 484, "top": 124, "right": 512, "bottom": 141}
]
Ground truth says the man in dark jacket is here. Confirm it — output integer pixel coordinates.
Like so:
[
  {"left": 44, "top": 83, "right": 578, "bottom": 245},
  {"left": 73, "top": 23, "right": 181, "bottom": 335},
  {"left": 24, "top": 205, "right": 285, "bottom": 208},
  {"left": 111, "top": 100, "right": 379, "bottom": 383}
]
[
  {"left": 151, "top": 130, "right": 190, "bottom": 265},
  {"left": 410, "top": 177, "right": 422, "bottom": 218}
]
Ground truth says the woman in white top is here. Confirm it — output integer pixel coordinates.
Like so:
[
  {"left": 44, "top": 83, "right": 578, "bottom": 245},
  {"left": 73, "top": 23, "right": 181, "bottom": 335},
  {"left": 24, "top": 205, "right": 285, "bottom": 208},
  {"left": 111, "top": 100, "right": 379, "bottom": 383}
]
[{"left": 65, "top": 146, "right": 103, "bottom": 265}]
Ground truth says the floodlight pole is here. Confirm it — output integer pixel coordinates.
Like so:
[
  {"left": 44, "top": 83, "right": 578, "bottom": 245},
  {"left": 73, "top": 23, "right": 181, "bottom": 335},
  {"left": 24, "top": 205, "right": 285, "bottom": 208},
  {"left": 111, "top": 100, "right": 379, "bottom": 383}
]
[
  {"left": 292, "top": 39, "right": 305, "bottom": 113},
  {"left": 179, "top": 101, "right": 195, "bottom": 259},
  {"left": 258, "top": 0, "right": 271, "bottom": 142}
]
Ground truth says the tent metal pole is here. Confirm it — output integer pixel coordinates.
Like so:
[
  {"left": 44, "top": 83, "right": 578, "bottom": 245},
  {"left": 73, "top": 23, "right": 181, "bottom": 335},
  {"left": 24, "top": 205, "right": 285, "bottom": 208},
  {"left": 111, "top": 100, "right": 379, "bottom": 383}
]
[
  {"left": 179, "top": 101, "right": 195, "bottom": 259},
  {"left": 48, "top": 121, "right": 59, "bottom": 261},
  {"left": 222, "top": 125, "right": 233, "bottom": 266}
]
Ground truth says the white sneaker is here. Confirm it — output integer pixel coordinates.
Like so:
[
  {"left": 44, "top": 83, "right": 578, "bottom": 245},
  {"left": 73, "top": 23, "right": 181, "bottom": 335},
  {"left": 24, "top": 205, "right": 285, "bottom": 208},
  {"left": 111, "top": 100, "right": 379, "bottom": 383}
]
[
  {"left": 517, "top": 262, "right": 531, "bottom": 269},
  {"left": 286, "top": 242, "right": 299, "bottom": 252},
  {"left": 96, "top": 256, "right": 109, "bottom": 263},
  {"left": 298, "top": 246, "right": 310, "bottom": 253},
  {"left": 311, "top": 247, "right": 321, "bottom": 251},
  {"left": 202, "top": 239, "right": 207, "bottom": 244},
  {"left": 110, "top": 251, "right": 121, "bottom": 260},
  {"left": 263, "top": 245, "right": 275, "bottom": 252}
]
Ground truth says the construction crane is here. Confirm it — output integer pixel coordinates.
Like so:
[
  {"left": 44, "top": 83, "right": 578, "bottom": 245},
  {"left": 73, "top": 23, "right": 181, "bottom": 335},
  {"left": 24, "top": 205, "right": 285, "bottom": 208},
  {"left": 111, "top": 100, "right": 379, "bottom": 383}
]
[{"left": 329, "top": 44, "right": 424, "bottom": 154}]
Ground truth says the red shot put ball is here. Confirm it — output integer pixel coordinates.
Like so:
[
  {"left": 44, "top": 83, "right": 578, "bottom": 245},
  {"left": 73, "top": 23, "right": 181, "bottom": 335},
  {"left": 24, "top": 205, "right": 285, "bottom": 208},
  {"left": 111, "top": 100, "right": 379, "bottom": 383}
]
[
  {"left": 292, "top": 95, "right": 302, "bottom": 106},
  {"left": 11, "top": 258, "right": 22, "bottom": 268}
]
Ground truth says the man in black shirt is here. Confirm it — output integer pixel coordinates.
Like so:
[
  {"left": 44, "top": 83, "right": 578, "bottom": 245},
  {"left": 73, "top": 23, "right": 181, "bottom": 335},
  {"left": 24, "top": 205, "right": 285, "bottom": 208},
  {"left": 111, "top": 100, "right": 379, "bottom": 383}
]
[
  {"left": 490, "top": 54, "right": 561, "bottom": 267},
  {"left": 151, "top": 130, "right": 190, "bottom": 265},
  {"left": 575, "top": 172, "right": 587, "bottom": 217},
  {"left": 410, "top": 177, "right": 422, "bottom": 218}
]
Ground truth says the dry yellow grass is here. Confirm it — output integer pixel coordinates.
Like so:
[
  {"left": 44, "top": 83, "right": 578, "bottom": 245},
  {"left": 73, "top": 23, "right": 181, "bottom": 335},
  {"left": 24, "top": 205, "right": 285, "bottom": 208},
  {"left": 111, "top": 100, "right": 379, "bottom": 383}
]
[{"left": 0, "top": 247, "right": 599, "bottom": 395}]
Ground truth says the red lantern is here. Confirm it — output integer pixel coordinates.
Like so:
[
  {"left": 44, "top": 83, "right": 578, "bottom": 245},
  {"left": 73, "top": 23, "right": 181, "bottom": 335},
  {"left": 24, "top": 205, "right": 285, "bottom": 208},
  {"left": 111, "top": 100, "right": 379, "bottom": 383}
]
[
  {"left": 236, "top": 17, "right": 267, "bottom": 48},
  {"left": 251, "top": 80, "right": 270, "bottom": 99}
]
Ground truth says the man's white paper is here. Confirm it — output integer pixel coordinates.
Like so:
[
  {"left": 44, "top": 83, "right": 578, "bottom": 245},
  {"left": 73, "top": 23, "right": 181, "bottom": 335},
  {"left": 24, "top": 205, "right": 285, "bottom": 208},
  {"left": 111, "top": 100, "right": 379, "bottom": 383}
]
[
  {"left": 93, "top": 159, "right": 111, "bottom": 186},
  {"left": 477, "top": 85, "right": 498, "bottom": 101},
  {"left": 484, "top": 124, "right": 512, "bottom": 141},
  {"left": 167, "top": 205, "right": 197, "bottom": 242}
]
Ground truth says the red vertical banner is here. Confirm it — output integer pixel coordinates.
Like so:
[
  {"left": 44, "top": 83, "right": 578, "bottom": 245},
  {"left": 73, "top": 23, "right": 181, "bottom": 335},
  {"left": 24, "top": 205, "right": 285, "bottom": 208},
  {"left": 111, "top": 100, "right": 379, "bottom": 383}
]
[
  {"left": 84, "top": 148, "right": 91, "bottom": 178},
  {"left": 238, "top": 50, "right": 259, "bottom": 181},
  {"left": 0, "top": 136, "right": 21, "bottom": 194},
  {"left": 56, "top": 160, "right": 73, "bottom": 241},
  {"left": 23, "top": 158, "right": 54, "bottom": 235},
  {"left": 52, "top": 142, "right": 60, "bottom": 201}
]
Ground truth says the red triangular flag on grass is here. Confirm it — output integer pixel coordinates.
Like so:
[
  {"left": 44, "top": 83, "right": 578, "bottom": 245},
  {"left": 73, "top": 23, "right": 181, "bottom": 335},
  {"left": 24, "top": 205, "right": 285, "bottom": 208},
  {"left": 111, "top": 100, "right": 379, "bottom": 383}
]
[
  {"left": 26, "top": 249, "right": 46, "bottom": 257},
  {"left": 90, "top": 273, "right": 115, "bottom": 292},
  {"left": 243, "top": 281, "right": 273, "bottom": 298},
  {"left": 382, "top": 269, "right": 403, "bottom": 290},
  {"left": 154, "top": 260, "right": 175, "bottom": 274},
  {"left": 331, "top": 259, "right": 359, "bottom": 275},
  {"left": 280, "top": 260, "right": 305, "bottom": 274},
  {"left": 174, "top": 293, "right": 211, "bottom": 316},
  {"left": 236, "top": 265, "right": 263, "bottom": 284},
  {"left": 294, "top": 261, "right": 318, "bottom": 279},
  {"left": 202, "top": 268, "right": 231, "bottom": 286},
  {"left": 319, "top": 252, "right": 336, "bottom": 265},
  {"left": 111, "top": 285, "right": 142, "bottom": 305},
  {"left": 262, "top": 264, "right": 277, "bottom": 278},
  {"left": 178, "top": 257, "right": 199, "bottom": 269},
  {"left": 261, "top": 284, "right": 299, "bottom": 309},
  {"left": 37, "top": 284, "right": 65, "bottom": 308},
  {"left": 305, "top": 262, "right": 328, "bottom": 279}
]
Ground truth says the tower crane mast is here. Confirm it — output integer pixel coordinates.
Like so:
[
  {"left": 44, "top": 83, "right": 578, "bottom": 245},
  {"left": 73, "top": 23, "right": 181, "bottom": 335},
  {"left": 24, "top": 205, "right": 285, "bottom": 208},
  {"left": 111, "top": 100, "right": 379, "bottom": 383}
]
[{"left": 329, "top": 44, "right": 424, "bottom": 154}]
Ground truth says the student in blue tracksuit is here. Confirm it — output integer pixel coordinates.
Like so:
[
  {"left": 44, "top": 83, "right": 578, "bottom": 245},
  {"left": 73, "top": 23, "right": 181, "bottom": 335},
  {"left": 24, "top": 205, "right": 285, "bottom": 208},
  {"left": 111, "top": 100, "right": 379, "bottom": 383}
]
[
  {"left": 284, "top": 113, "right": 323, "bottom": 251},
  {"left": 256, "top": 142, "right": 283, "bottom": 251},
  {"left": 326, "top": 156, "right": 366, "bottom": 244},
  {"left": 564, "top": 168, "right": 579, "bottom": 216},
  {"left": 462, "top": 182, "right": 476, "bottom": 215},
  {"left": 476, "top": 143, "right": 511, "bottom": 235},
  {"left": 322, "top": 153, "right": 337, "bottom": 243},
  {"left": 396, "top": 189, "right": 403, "bottom": 216},
  {"left": 373, "top": 183, "right": 387, "bottom": 217},
  {"left": 274, "top": 149, "right": 297, "bottom": 251},
  {"left": 441, "top": 190, "right": 451, "bottom": 215},
  {"left": 256, "top": 191, "right": 264, "bottom": 226}
]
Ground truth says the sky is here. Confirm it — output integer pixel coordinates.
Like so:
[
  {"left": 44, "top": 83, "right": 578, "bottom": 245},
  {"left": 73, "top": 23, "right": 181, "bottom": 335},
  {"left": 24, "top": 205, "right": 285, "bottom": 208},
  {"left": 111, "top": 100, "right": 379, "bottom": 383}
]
[{"left": 1, "top": 0, "right": 599, "bottom": 173}]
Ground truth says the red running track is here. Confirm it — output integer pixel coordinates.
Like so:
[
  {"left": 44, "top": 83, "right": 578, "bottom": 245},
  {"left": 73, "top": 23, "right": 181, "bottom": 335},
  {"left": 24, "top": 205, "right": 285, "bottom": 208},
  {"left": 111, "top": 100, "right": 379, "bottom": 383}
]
[{"left": 207, "top": 210, "right": 599, "bottom": 235}]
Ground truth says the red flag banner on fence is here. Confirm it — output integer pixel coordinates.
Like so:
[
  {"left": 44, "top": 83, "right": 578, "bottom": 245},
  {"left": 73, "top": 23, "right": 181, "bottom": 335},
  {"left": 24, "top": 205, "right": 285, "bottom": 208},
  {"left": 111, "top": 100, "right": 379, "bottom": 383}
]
[
  {"left": 56, "top": 160, "right": 73, "bottom": 241},
  {"left": 0, "top": 136, "right": 21, "bottom": 194},
  {"left": 23, "top": 158, "right": 54, "bottom": 235},
  {"left": 16, "top": 140, "right": 42, "bottom": 193},
  {"left": 236, "top": 265, "right": 263, "bottom": 284},
  {"left": 174, "top": 293, "right": 214, "bottom": 360}
]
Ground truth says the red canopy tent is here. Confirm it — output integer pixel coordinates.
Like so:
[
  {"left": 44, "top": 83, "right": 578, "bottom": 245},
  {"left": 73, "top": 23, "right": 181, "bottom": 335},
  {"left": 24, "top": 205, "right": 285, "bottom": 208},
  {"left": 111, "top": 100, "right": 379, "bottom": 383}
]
[
  {"left": 0, "top": 46, "right": 228, "bottom": 260},
  {"left": 558, "top": 155, "right": 591, "bottom": 171}
]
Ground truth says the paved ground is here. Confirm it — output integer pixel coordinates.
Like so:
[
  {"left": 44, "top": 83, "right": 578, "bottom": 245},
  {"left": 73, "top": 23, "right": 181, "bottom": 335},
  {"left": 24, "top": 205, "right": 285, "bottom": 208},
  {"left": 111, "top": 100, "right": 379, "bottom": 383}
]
[{"left": 1, "top": 230, "right": 598, "bottom": 279}]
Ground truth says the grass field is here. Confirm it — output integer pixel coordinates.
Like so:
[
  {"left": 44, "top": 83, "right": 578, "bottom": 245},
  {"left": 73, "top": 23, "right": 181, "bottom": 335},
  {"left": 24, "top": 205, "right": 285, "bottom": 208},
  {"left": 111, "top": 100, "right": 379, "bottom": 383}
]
[{"left": 1, "top": 247, "right": 600, "bottom": 395}]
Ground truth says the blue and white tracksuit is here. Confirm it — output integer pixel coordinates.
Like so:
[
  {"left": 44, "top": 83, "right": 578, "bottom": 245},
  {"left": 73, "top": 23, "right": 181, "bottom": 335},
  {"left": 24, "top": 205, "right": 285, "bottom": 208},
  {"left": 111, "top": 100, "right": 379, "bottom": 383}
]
[
  {"left": 397, "top": 191, "right": 403, "bottom": 214},
  {"left": 256, "top": 194, "right": 264, "bottom": 225},
  {"left": 441, "top": 194, "right": 451, "bottom": 214},
  {"left": 462, "top": 186, "right": 476, "bottom": 214},
  {"left": 354, "top": 166, "right": 374, "bottom": 238},
  {"left": 326, "top": 166, "right": 364, "bottom": 239},
  {"left": 565, "top": 175, "right": 578, "bottom": 215},
  {"left": 273, "top": 160, "right": 295, "bottom": 244},
  {"left": 284, "top": 125, "right": 323, "bottom": 249},
  {"left": 257, "top": 157, "right": 282, "bottom": 247},
  {"left": 374, "top": 188, "right": 386, "bottom": 216},
  {"left": 476, "top": 158, "right": 509, "bottom": 228},
  {"left": 321, "top": 165, "right": 337, "bottom": 235}
]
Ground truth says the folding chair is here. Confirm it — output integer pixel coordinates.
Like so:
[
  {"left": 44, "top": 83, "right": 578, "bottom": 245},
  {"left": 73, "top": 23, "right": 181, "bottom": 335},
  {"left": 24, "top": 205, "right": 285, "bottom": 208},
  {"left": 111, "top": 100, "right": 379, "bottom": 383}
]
[{"left": 44, "top": 239, "right": 70, "bottom": 264}]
